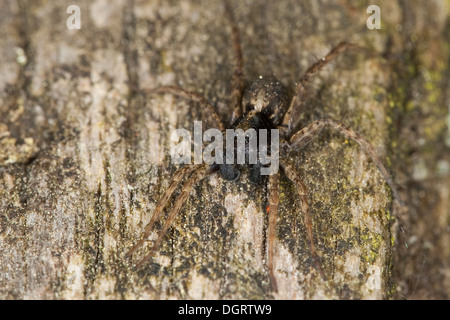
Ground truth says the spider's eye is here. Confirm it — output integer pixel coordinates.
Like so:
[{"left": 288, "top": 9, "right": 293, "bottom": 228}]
[{"left": 246, "top": 103, "right": 254, "bottom": 111}]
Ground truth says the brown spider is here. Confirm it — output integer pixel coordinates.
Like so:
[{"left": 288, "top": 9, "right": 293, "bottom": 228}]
[{"left": 127, "top": 0, "right": 403, "bottom": 292}]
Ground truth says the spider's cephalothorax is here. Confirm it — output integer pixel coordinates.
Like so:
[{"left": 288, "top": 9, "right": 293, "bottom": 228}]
[
  {"left": 218, "top": 77, "right": 290, "bottom": 184},
  {"left": 127, "top": 0, "right": 403, "bottom": 293}
]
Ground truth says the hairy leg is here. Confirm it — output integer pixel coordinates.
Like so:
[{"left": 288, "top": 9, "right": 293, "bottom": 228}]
[
  {"left": 267, "top": 173, "right": 280, "bottom": 292},
  {"left": 224, "top": 0, "right": 245, "bottom": 124},
  {"left": 289, "top": 118, "right": 403, "bottom": 205},
  {"left": 281, "top": 42, "right": 360, "bottom": 137},
  {"left": 132, "top": 164, "right": 215, "bottom": 269},
  {"left": 126, "top": 164, "right": 201, "bottom": 257},
  {"left": 281, "top": 159, "right": 326, "bottom": 280}
]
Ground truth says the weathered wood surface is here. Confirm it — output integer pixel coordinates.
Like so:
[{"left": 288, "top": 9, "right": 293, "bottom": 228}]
[{"left": 0, "top": 0, "right": 448, "bottom": 299}]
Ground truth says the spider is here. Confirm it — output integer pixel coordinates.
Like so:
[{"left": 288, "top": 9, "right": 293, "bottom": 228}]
[{"left": 127, "top": 0, "right": 403, "bottom": 292}]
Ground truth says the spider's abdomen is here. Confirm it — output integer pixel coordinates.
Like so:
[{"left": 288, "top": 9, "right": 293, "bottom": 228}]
[{"left": 242, "top": 77, "right": 291, "bottom": 126}]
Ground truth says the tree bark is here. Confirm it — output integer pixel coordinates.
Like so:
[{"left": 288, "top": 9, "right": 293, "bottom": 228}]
[{"left": 0, "top": 0, "right": 448, "bottom": 299}]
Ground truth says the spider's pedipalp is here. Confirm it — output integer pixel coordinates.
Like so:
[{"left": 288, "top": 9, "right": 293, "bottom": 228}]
[
  {"left": 289, "top": 118, "right": 404, "bottom": 205},
  {"left": 126, "top": 164, "right": 200, "bottom": 258},
  {"left": 282, "top": 42, "right": 359, "bottom": 137},
  {"left": 133, "top": 164, "right": 217, "bottom": 269},
  {"left": 281, "top": 159, "right": 327, "bottom": 280},
  {"left": 267, "top": 173, "right": 280, "bottom": 292}
]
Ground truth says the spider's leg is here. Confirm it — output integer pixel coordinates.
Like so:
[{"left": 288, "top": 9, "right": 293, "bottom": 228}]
[
  {"left": 140, "top": 86, "right": 224, "bottom": 131},
  {"left": 267, "top": 173, "right": 280, "bottom": 292},
  {"left": 134, "top": 164, "right": 216, "bottom": 269},
  {"left": 289, "top": 119, "right": 404, "bottom": 205},
  {"left": 281, "top": 159, "right": 326, "bottom": 280},
  {"left": 224, "top": 0, "right": 245, "bottom": 123},
  {"left": 126, "top": 164, "right": 200, "bottom": 257},
  {"left": 281, "top": 42, "right": 359, "bottom": 137}
]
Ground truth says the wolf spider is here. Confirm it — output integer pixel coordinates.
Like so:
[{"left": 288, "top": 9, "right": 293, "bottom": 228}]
[{"left": 127, "top": 0, "right": 403, "bottom": 292}]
